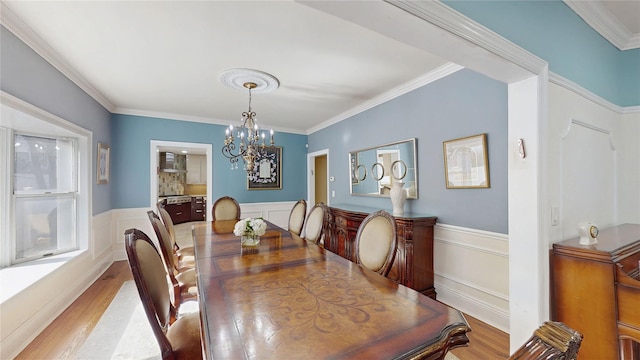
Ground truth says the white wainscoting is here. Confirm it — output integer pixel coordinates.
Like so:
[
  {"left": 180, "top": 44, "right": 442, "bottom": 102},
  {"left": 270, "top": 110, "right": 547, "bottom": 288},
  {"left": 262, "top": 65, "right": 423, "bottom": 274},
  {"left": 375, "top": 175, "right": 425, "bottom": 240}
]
[
  {"left": 433, "top": 223, "right": 510, "bottom": 333},
  {"left": 1, "top": 212, "right": 114, "bottom": 359},
  {"left": 111, "top": 201, "right": 297, "bottom": 261}
]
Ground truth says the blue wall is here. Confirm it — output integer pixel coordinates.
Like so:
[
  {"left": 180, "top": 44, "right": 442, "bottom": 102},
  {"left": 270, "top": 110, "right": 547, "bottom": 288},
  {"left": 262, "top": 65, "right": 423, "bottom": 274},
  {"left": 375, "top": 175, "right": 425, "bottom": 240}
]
[
  {"left": 309, "top": 69, "right": 508, "bottom": 233},
  {"left": 110, "top": 114, "right": 308, "bottom": 208},
  {"left": 0, "top": 26, "right": 112, "bottom": 215},
  {"left": 443, "top": 0, "right": 640, "bottom": 107}
]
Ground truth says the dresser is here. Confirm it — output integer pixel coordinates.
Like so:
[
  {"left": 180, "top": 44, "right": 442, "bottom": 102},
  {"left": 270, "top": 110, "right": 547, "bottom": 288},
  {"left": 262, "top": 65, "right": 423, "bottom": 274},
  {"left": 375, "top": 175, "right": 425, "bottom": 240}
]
[
  {"left": 325, "top": 204, "right": 437, "bottom": 298},
  {"left": 551, "top": 223, "right": 640, "bottom": 359}
]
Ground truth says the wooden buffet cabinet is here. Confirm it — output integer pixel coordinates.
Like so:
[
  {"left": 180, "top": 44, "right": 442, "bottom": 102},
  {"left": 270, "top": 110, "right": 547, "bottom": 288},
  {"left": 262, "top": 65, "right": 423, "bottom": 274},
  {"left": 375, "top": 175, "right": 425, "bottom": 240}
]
[
  {"left": 551, "top": 223, "right": 640, "bottom": 359},
  {"left": 325, "top": 204, "right": 437, "bottom": 298}
]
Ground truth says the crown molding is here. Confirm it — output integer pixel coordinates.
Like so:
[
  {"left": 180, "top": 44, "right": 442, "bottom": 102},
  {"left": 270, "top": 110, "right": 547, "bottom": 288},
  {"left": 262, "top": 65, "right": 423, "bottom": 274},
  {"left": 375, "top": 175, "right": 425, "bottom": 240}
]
[
  {"left": 563, "top": 0, "right": 640, "bottom": 51},
  {"left": 306, "top": 62, "right": 464, "bottom": 135},
  {"left": 112, "top": 108, "right": 307, "bottom": 135},
  {"left": 387, "top": 0, "right": 547, "bottom": 75},
  {"left": 549, "top": 72, "right": 639, "bottom": 114},
  {"left": 0, "top": 3, "right": 115, "bottom": 111}
]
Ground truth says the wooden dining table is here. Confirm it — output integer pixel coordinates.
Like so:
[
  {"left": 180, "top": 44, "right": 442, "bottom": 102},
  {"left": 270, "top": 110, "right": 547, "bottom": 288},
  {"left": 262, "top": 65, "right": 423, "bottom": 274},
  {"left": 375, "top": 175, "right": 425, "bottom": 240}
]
[{"left": 191, "top": 220, "right": 470, "bottom": 360}]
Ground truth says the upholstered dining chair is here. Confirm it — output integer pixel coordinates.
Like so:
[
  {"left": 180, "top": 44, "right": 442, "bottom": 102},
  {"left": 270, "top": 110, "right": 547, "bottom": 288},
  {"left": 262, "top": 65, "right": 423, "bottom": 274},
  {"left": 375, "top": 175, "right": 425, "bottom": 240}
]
[
  {"left": 124, "top": 228, "right": 203, "bottom": 360},
  {"left": 301, "top": 202, "right": 327, "bottom": 246},
  {"left": 157, "top": 205, "right": 195, "bottom": 266},
  {"left": 211, "top": 196, "right": 241, "bottom": 221},
  {"left": 354, "top": 210, "right": 397, "bottom": 276},
  {"left": 508, "top": 321, "right": 582, "bottom": 359},
  {"left": 147, "top": 211, "right": 197, "bottom": 306},
  {"left": 288, "top": 199, "right": 307, "bottom": 236}
]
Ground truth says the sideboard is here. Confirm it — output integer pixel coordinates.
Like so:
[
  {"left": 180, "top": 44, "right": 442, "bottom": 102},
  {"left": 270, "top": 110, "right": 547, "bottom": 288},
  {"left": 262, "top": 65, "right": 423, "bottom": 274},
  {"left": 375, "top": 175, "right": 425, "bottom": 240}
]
[
  {"left": 325, "top": 204, "right": 438, "bottom": 298},
  {"left": 551, "top": 223, "right": 640, "bottom": 359}
]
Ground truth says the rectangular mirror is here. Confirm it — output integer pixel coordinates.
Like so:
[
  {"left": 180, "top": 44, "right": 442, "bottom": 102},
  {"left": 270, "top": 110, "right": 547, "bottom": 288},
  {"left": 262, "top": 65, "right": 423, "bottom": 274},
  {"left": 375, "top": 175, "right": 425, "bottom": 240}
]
[{"left": 349, "top": 138, "right": 418, "bottom": 199}]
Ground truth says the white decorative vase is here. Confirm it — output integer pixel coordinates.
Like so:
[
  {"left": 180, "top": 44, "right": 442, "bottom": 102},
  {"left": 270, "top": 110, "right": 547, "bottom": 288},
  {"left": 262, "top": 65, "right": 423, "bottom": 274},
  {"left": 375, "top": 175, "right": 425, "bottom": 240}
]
[
  {"left": 241, "top": 234, "right": 260, "bottom": 246},
  {"left": 389, "top": 180, "right": 406, "bottom": 215}
]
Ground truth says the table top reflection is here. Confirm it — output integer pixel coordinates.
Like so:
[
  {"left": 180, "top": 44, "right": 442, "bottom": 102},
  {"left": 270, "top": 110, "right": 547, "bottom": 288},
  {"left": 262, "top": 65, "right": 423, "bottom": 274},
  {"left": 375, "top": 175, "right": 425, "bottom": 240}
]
[{"left": 191, "top": 220, "right": 469, "bottom": 360}]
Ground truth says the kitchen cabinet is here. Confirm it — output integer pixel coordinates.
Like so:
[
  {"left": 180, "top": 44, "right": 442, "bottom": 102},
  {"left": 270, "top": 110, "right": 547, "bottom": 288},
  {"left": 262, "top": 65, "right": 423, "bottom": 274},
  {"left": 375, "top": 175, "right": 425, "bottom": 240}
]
[
  {"left": 164, "top": 202, "right": 191, "bottom": 224},
  {"left": 187, "top": 154, "right": 206, "bottom": 184},
  {"left": 191, "top": 196, "right": 206, "bottom": 221}
]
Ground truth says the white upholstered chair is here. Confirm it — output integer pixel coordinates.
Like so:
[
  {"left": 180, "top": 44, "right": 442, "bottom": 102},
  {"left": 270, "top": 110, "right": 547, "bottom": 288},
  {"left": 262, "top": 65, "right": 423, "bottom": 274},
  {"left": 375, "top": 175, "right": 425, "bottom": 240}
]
[
  {"left": 354, "top": 210, "right": 397, "bottom": 276},
  {"left": 287, "top": 199, "right": 307, "bottom": 236},
  {"left": 147, "top": 211, "right": 197, "bottom": 306},
  {"left": 211, "top": 196, "right": 240, "bottom": 221},
  {"left": 124, "top": 228, "right": 203, "bottom": 360},
  {"left": 301, "top": 202, "right": 327, "bottom": 246},
  {"left": 157, "top": 205, "right": 195, "bottom": 265}
]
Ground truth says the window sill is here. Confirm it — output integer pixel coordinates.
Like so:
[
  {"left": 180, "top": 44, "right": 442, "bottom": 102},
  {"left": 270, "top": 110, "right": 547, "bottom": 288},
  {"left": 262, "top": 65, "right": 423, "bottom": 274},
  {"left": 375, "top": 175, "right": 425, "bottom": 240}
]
[{"left": 0, "top": 250, "right": 84, "bottom": 304}]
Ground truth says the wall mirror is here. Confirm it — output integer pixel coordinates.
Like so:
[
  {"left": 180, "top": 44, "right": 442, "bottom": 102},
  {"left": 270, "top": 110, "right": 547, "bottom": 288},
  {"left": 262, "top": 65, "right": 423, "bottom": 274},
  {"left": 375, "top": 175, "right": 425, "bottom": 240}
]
[{"left": 349, "top": 138, "right": 418, "bottom": 199}]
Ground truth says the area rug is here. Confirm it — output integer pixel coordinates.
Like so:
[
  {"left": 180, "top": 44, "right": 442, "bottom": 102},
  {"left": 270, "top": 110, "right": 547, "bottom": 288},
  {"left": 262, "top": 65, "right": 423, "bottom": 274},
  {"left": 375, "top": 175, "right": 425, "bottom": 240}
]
[
  {"left": 75, "top": 280, "right": 461, "bottom": 360},
  {"left": 74, "top": 281, "right": 160, "bottom": 360}
]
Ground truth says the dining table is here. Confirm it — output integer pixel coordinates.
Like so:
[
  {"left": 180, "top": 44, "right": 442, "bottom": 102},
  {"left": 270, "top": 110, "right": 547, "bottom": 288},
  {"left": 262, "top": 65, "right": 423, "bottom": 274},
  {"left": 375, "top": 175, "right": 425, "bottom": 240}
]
[{"left": 191, "top": 220, "right": 470, "bottom": 360}]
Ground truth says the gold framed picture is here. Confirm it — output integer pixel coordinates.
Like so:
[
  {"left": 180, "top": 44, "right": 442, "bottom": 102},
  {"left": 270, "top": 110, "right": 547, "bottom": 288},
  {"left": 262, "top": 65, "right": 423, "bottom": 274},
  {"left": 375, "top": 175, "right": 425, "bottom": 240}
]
[{"left": 443, "top": 133, "right": 490, "bottom": 189}]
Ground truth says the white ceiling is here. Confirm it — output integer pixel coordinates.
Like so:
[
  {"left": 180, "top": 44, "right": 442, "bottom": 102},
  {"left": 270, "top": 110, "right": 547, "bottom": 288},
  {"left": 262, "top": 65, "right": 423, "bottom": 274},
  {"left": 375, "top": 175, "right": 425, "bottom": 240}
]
[{"left": 1, "top": 1, "right": 638, "bottom": 135}]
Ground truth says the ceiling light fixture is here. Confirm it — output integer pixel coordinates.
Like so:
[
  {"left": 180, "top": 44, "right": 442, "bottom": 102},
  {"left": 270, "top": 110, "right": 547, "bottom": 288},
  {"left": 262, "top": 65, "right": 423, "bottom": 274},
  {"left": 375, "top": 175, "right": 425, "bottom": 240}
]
[{"left": 220, "top": 69, "right": 279, "bottom": 172}]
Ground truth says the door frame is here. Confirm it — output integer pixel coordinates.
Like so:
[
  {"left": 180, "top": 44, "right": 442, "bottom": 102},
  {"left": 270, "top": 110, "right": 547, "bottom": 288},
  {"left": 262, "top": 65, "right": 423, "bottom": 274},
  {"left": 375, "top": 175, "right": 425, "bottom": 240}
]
[
  {"left": 149, "top": 140, "right": 213, "bottom": 221},
  {"left": 307, "top": 149, "right": 330, "bottom": 207}
]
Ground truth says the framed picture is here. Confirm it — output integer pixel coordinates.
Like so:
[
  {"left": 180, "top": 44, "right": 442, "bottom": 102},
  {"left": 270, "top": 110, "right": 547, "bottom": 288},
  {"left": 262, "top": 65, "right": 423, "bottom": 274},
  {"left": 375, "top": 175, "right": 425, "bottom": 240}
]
[
  {"left": 248, "top": 146, "right": 282, "bottom": 190},
  {"left": 443, "top": 133, "right": 490, "bottom": 189},
  {"left": 350, "top": 152, "right": 359, "bottom": 184},
  {"left": 97, "top": 142, "right": 110, "bottom": 184}
]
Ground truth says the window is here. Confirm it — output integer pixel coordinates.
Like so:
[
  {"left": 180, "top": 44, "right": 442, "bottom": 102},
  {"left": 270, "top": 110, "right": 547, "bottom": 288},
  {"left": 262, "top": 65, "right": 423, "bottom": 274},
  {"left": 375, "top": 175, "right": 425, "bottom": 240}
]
[
  {"left": 1, "top": 92, "right": 91, "bottom": 270},
  {"left": 13, "top": 134, "right": 78, "bottom": 263}
]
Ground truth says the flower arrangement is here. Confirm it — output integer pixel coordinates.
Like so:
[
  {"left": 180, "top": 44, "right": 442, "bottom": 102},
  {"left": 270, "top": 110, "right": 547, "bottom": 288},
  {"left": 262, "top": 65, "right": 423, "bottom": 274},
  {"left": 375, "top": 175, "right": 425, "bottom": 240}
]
[{"left": 234, "top": 217, "right": 267, "bottom": 238}]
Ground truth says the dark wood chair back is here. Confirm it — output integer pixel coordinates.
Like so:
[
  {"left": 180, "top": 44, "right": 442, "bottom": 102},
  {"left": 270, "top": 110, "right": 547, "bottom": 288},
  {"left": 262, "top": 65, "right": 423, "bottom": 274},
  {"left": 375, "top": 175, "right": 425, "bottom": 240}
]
[{"left": 124, "top": 228, "right": 202, "bottom": 360}]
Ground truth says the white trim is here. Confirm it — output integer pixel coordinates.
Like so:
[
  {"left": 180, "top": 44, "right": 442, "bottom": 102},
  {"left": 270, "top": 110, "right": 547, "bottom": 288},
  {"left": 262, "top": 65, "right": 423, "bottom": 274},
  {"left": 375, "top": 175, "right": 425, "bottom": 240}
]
[
  {"left": 433, "top": 223, "right": 510, "bottom": 333},
  {"left": 550, "top": 72, "right": 640, "bottom": 115},
  {"left": 436, "top": 279, "right": 510, "bottom": 333},
  {"left": 306, "top": 63, "right": 464, "bottom": 134},
  {"left": 0, "top": 3, "right": 115, "bottom": 111},
  {"left": 114, "top": 108, "right": 307, "bottom": 136},
  {"left": 307, "top": 149, "right": 330, "bottom": 207},
  {"left": 387, "top": 0, "right": 547, "bottom": 75},
  {"left": 563, "top": 0, "right": 640, "bottom": 51}
]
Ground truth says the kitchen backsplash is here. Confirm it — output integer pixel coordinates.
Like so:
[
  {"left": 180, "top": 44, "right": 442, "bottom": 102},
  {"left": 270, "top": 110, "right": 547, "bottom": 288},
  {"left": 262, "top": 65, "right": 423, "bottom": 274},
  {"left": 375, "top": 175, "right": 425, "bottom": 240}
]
[{"left": 158, "top": 172, "right": 186, "bottom": 196}]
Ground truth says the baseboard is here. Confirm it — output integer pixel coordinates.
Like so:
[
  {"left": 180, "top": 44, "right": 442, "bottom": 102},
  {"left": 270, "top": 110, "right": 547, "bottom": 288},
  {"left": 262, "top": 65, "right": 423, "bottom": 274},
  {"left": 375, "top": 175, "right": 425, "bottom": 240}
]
[{"left": 433, "top": 223, "right": 510, "bottom": 333}]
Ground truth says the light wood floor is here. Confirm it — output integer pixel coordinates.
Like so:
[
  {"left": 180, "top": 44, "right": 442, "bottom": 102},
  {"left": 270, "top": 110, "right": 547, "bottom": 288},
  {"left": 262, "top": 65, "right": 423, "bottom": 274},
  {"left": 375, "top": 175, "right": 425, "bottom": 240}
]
[{"left": 15, "top": 260, "right": 510, "bottom": 359}]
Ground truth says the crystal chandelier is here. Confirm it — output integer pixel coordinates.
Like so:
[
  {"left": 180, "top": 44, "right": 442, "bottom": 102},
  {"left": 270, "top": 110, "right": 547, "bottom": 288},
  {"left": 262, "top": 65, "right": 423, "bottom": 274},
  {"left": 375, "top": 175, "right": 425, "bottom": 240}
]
[{"left": 222, "top": 81, "right": 275, "bottom": 172}]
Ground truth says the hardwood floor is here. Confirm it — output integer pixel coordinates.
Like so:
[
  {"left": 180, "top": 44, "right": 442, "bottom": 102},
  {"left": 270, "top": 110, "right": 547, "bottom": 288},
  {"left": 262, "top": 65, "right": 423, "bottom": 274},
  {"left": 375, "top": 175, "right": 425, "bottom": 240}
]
[{"left": 15, "top": 260, "right": 509, "bottom": 359}]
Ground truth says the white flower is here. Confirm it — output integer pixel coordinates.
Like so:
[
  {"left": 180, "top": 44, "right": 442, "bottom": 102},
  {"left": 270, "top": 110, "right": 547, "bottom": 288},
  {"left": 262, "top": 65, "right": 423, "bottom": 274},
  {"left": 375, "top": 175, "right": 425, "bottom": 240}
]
[{"left": 234, "top": 217, "right": 266, "bottom": 237}]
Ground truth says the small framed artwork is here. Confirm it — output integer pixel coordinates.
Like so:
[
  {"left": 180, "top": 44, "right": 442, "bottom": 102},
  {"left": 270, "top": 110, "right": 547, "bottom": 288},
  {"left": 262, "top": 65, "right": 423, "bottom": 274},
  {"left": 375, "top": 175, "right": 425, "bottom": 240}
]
[
  {"left": 248, "top": 146, "right": 282, "bottom": 190},
  {"left": 97, "top": 142, "right": 110, "bottom": 184},
  {"left": 350, "top": 152, "right": 359, "bottom": 184},
  {"left": 443, "top": 133, "right": 490, "bottom": 189}
]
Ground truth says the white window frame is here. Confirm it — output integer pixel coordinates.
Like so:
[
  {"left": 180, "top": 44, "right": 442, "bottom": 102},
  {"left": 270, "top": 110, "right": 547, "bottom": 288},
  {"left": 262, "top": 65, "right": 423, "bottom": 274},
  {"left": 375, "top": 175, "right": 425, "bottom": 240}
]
[
  {"left": 0, "top": 92, "right": 91, "bottom": 269},
  {"left": 11, "top": 133, "right": 79, "bottom": 264}
]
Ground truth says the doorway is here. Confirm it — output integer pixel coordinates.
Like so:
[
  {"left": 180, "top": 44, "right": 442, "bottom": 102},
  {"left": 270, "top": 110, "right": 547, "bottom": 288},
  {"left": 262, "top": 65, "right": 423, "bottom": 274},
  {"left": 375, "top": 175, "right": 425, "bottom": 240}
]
[
  {"left": 307, "top": 149, "right": 329, "bottom": 206},
  {"left": 149, "top": 140, "right": 213, "bottom": 220}
]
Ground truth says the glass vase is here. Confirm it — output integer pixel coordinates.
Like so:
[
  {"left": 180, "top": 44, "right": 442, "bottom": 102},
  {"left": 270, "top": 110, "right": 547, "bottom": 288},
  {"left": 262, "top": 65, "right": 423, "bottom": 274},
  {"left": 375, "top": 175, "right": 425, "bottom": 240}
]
[{"left": 241, "top": 234, "right": 260, "bottom": 246}]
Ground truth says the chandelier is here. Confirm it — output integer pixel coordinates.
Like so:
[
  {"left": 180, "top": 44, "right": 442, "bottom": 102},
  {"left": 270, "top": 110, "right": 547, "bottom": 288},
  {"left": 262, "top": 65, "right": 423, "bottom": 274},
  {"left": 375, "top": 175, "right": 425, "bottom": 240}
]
[{"left": 220, "top": 69, "right": 279, "bottom": 172}]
